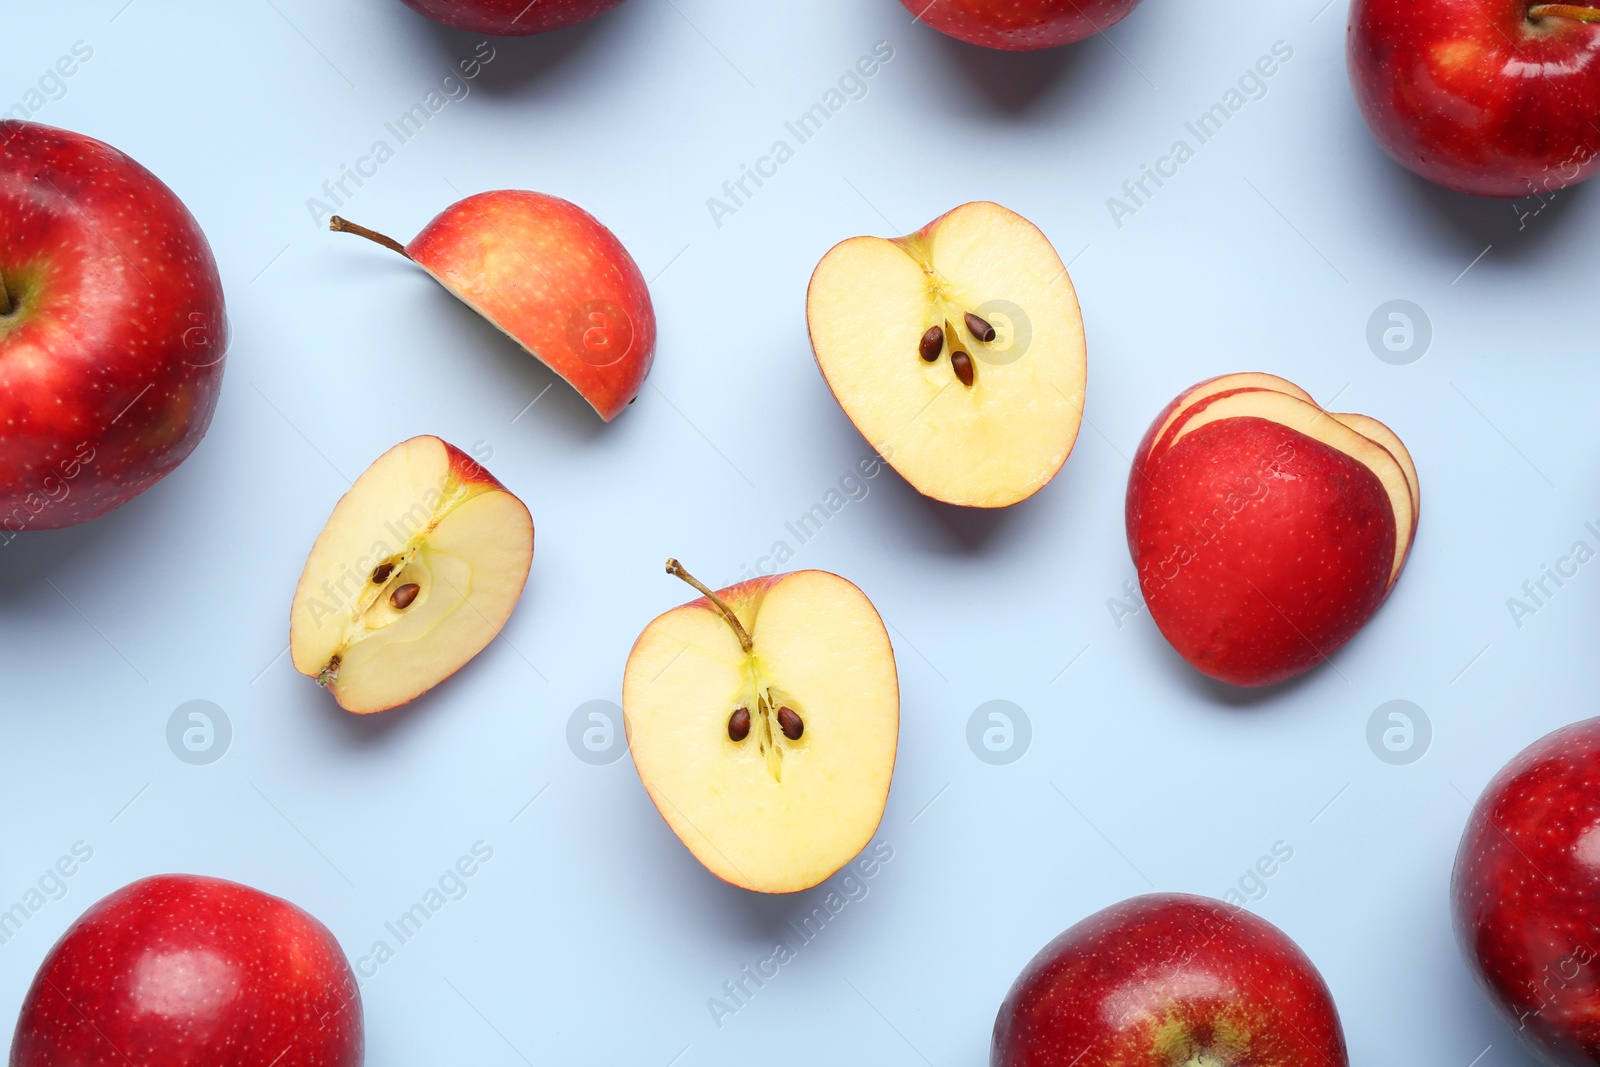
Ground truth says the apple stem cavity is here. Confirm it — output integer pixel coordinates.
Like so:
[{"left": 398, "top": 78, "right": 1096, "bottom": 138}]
[
  {"left": 328, "top": 215, "right": 412, "bottom": 260},
  {"left": 1530, "top": 3, "right": 1600, "bottom": 19},
  {"left": 665, "top": 558, "right": 753, "bottom": 653},
  {"left": 0, "top": 270, "right": 11, "bottom": 317}
]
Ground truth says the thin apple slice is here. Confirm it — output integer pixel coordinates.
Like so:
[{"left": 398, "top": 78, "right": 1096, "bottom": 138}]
[
  {"left": 289, "top": 436, "right": 533, "bottom": 714},
  {"left": 1333, "top": 411, "right": 1419, "bottom": 567},
  {"left": 622, "top": 564, "right": 899, "bottom": 894},
  {"left": 1169, "top": 391, "right": 1412, "bottom": 589},
  {"left": 807, "top": 201, "right": 1087, "bottom": 508}
]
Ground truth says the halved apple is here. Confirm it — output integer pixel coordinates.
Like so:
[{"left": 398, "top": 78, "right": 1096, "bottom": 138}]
[
  {"left": 806, "top": 201, "right": 1087, "bottom": 508},
  {"left": 1129, "top": 378, "right": 1419, "bottom": 686},
  {"left": 621, "top": 561, "right": 899, "bottom": 893},
  {"left": 289, "top": 436, "right": 534, "bottom": 714}
]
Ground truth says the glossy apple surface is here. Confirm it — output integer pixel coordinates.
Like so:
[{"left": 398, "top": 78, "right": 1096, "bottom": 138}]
[
  {"left": 11, "top": 874, "right": 362, "bottom": 1067},
  {"left": 992, "top": 893, "right": 1347, "bottom": 1067},
  {"left": 0, "top": 120, "right": 227, "bottom": 534},
  {"left": 1454, "top": 717, "right": 1600, "bottom": 1065},
  {"left": 1349, "top": 0, "right": 1600, "bottom": 197},
  {"left": 398, "top": 0, "right": 630, "bottom": 35},
  {"left": 903, "top": 0, "right": 1143, "bottom": 49}
]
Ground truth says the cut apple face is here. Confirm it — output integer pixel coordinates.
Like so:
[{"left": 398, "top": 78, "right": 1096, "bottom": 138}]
[
  {"left": 1129, "top": 377, "right": 1419, "bottom": 686},
  {"left": 806, "top": 201, "right": 1087, "bottom": 508},
  {"left": 621, "top": 562, "right": 899, "bottom": 894},
  {"left": 289, "top": 436, "right": 534, "bottom": 714}
]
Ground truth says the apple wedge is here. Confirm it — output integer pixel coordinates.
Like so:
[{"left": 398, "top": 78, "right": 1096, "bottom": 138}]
[
  {"left": 806, "top": 201, "right": 1087, "bottom": 508},
  {"left": 621, "top": 561, "right": 899, "bottom": 894},
  {"left": 1332, "top": 411, "right": 1419, "bottom": 568},
  {"left": 290, "top": 436, "right": 534, "bottom": 714}
]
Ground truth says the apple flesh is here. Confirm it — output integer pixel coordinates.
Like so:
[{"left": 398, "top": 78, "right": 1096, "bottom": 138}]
[
  {"left": 1129, "top": 376, "right": 1418, "bottom": 686},
  {"left": 807, "top": 201, "right": 1087, "bottom": 508},
  {"left": 1453, "top": 717, "right": 1600, "bottom": 1065},
  {"left": 903, "top": 0, "right": 1144, "bottom": 50},
  {"left": 11, "top": 874, "right": 362, "bottom": 1067},
  {"left": 331, "top": 190, "right": 654, "bottom": 421},
  {"left": 0, "top": 119, "right": 227, "bottom": 533},
  {"left": 621, "top": 561, "right": 899, "bottom": 893},
  {"left": 992, "top": 893, "right": 1348, "bottom": 1067},
  {"left": 1349, "top": 0, "right": 1600, "bottom": 197},
  {"left": 398, "top": 0, "right": 630, "bottom": 34},
  {"left": 290, "top": 435, "right": 533, "bottom": 714}
]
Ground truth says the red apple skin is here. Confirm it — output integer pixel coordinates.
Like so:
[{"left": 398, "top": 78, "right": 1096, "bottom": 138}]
[
  {"left": 397, "top": 0, "right": 629, "bottom": 34},
  {"left": 904, "top": 0, "right": 1142, "bottom": 50},
  {"left": 1134, "top": 417, "right": 1395, "bottom": 687},
  {"left": 1348, "top": 0, "right": 1600, "bottom": 197},
  {"left": 1453, "top": 718, "right": 1600, "bottom": 1066},
  {"left": 405, "top": 190, "right": 654, "bottom": 422},
  {"left": 0, "top": 120, "right": 227, "bottom": 532},
  {"left": 992, "top": 893, "right": 1348, "bottom": 1067},
  {"left": 10, "top": 874, "right": 362, "bottom": 1067}
]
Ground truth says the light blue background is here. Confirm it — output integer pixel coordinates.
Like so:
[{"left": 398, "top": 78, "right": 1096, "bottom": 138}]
[{"left": 0, "top": 1, "right": 1588, "bottom": 1064}]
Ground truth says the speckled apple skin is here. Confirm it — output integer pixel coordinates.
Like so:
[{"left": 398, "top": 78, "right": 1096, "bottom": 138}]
[
  {"left": 1349, "top": 0, "right": 1600, "bottom": 197},
  {"left": 11, "top": 874, "right": 362, "bottom": 1067},
  {"left": 903, "top": 0, "right": 1142, "bottom": 50},
  {"left": 405, "top": 190, "right": 654, "bottom": 422},
  {"left": 991, "top": 893, "right": 1348, "bottom": 1067},
  {"left": 1453, "top": 718, "right": 1600, "bottom": 1066},
  {"left": 0, "top": 120, "right": 227, "bottom": 531},
  {"left": 1134, "top": 417, "right": 1395, "bottom": 687},
  {"left": 398, "top": 0, "right": 629, "bottom": 34}
]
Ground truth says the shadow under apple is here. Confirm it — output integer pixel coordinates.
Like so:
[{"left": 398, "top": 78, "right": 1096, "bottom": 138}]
[
  {"left": 929, "top": 30, "right": 1093, "bottom": 116},
  {"left": 409, "top": 8, "right": 631, "bottom": 98}
]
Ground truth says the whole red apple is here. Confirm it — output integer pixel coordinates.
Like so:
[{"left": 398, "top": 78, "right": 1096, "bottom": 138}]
[
  {"left": 902, "top": 0, "right": 1143, "bottom": 50},
  {"left": 10, "top": 874, "right": 362, "bottom": 1067},
  {"left": 1453, "top": 717, "right": 1600, "bottom": 1065},
  {"left": 397, "top": 0, "right": 630, "bottom": 34},
  {"left": 992, "top": 893, "right": 1348, "bottom": 1067},
  {"left": 0, "top": 121, "right": 228, "bottom": 535},
  {"left": 1348, "top": 0, "right": 1600, "bottom": 197}
]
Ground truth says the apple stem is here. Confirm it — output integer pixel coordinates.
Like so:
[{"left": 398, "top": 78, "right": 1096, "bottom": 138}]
[
  {"left": 1530, "top": 3, "right": 1600, "bottom": 20},
  {"left": 328, "top": 216, "right": 411, "bottom": 259},
  {"left": 0, "top": 268, "right": 11, "bottom": 316},
  {"left": 665, "top": 558, "right": 753, "bottom": 653}
]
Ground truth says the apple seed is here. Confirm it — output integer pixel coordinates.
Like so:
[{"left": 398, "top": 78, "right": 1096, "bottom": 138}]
[
  {"left": 919, "top": 325, "right": 943, "bottom": 362},
  {"left": 964, "top": 312, "right": 996, "bottom": 343},
  {"left": 371, "top": 562, "right": 395, "bottom": 584},
  {"left": 777, "top": 706, "right": 804, "bottom": 740},
  {"left": 390, "top": 583, "right": 420, "bottom": 610},
  {"left": 728, "top": 707, "right": 752, "bottom": 742},
  {"left": 951, "top": 350, "right": 975, "bottom": 388}
]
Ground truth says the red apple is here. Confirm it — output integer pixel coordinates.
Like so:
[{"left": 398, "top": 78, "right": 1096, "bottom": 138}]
[
  {"left": 10, "top": 874, "right": 362, "bottom": 1067},
  {"left": 1453, "top": 717, "right": 1600, "bottom": 1066},
  {"left": 992, "top": 893, "right": 1348, "bottom": 1067},
  {"left": 1128, "top": 376, "right": 1419, "bottom": 686},
  {"left": 903, "top": 0, "right": 1143, "bottom": 50},
  {"left": 0, "top": 120, "right": 227, "bottom": 534},
  {"left": 1348, "top": 0, "right": 1600, "bottom": 197},
  {"left": 330, "top": 191, "right": 654, "bottom": 421},
  {"left": 397, "top": 0, "right": 630, "bottom": 35}
]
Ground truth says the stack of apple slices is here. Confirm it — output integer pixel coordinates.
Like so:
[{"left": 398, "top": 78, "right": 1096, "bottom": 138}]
[{"left": 1127, "top": 374, "right": 1419, "bottom": 687}]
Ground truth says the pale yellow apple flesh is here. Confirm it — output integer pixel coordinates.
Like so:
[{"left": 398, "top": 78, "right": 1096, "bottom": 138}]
[
  {"left": 289, "top": 435, "right": 534, "bottom": 715},
  {"left": 1169, "top": 391, "right": 1414, "bottom": 588},
  {"left": 622, "top": 566, "right": 899, "bottom": 894},
  {"left": 806, "top": 201, "right": 1087, "bottom": 508}
]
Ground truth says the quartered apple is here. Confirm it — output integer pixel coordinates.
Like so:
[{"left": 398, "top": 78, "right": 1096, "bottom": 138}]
[
  {"left": 290, "top": 436, "right": 534, "bottom": 714},
  {"left": 806, "top": 201, "right": 1087, "bottom": 508},
  {"left": 1128, "top": 376, "right": 1419, "bottom": 686},
  {"left": 621, "top": 561, "right": 899, "bottom": 894}
]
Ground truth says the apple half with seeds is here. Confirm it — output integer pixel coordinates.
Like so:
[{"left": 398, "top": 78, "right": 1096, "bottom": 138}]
[
  {"left": 290, "top": 435, "right": 534, "bottom": 714},
  {"left": 806, "top": 200, "right": 1087, "bottom": 508},
  {"left": 1127, "top": 375, "right": 1419, "bottom": 686},
  {"left": 621, "top": 561, "right": 899, "bottom": 893}
]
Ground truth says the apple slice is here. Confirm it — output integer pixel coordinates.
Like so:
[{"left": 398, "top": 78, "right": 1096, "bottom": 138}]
[
  {"left": 806, "top": 201, "right": 1087, "bottom": 508},
  {"left": 290, "top": 436, "right": 533, "bottom": 714},
  {"left": 330, "top": 191, "right": 655, "bottom": 421},
  {"left": 621, "top": 561, "right": 899, "bottom": 893},
  {"left": 1333, "top": 411, "right": 1420, "bottom": 566}
]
